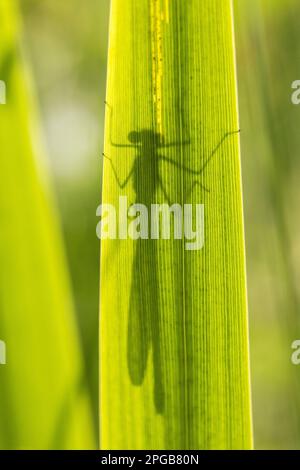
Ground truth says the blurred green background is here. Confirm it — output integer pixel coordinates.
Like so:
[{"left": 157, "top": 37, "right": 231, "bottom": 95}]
[
  {"left": 20, "top": 0, "right": 110, "bottom": 441},
  {"left": 1, "top": 0, "right": 300, "bottom": 449},
  {"left": 235, "top": 0, "right": 300, "bottom": 449}
]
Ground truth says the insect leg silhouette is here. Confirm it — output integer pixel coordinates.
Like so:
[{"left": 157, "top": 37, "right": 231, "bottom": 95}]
[
  {"left": 157, "top": 176, "right": 173, "bottom": 205},
  {"left": 159, "top": 130, "right": 240, "bottom": 194},
  {"left": 105, "top": 101, "right": 135, "bottom": 148},
  {"left": 102, "top": 153, "right": 134, "bottom": 189}
]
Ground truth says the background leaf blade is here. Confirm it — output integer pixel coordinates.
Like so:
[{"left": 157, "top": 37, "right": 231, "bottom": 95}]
[{"left": 0, "top": 0, "right": 95, "bottom": 449}]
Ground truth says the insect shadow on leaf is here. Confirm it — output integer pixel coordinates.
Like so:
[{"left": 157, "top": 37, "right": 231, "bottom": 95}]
[
  {"left": 0, "top": 48, "right": 15, "bottom": 104},
  {"left": 102, "top": 101, "right": 240, "bottom": 414}
]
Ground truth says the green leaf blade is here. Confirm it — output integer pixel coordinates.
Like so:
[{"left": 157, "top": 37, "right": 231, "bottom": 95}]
[
  {"left": 0, "top": 0, "right": 95, "bottom": 449},
  {"left": 100, "top": 0, "right": 252, "bottom": 450}
]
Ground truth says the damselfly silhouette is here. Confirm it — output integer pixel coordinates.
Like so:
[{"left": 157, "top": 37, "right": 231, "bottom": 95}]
[{"left": 103, "top": 102, "right": 240, "bottom": 414}]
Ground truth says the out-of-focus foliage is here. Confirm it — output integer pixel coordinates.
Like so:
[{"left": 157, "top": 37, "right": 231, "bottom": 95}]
[
  {"left": 20, "top": 0, "right": 110, "bottom": 433},
  {"left": 235, "top": 0, "right": 300, "bottom": 449},
  {"left": 0, "top": 0, "right": 95, "bottom": 449},
  {"left": 2, "top": 0, "right": 299, "bottom": 450}
]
